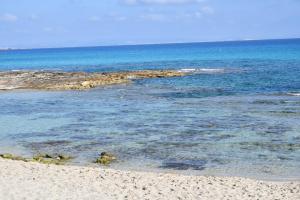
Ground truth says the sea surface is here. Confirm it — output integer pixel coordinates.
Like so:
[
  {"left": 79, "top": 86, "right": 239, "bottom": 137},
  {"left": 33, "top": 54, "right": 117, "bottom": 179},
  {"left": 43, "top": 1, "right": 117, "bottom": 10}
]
[{"left": 0, "top": 39, "right": 300, "bottom": 180}]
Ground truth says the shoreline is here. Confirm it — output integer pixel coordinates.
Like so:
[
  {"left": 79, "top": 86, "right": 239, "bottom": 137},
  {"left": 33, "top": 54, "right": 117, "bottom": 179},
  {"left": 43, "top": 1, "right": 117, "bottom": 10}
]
[
  {"left": 1, "top": 151, "right": 299, "bottom": 182},
  {"left": 0, "top": 158, "right": 299, "bottom": 200}
]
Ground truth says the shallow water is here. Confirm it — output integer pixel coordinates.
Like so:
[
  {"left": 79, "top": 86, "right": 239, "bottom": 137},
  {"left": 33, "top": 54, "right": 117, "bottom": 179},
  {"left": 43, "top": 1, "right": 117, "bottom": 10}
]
[{"left": 0, "top": 39, "right": 300, "bottom": 180}]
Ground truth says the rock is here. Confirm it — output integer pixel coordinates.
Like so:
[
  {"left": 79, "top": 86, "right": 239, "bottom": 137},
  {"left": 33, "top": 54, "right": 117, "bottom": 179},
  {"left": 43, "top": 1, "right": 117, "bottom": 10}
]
[
  {"left": 56, "top": 154, "right": 72, "bottom": 161},
  {"left": 0, "top": 152, "right": 72, "bottom": 164},
  {"left": 0, "top": 153, "right": 13, "bottom": 159},
  {"left": 0, "top": 153, "right": 28, "bottom": 162},
  {"left": 95, "top": 152, "right": 117, "bottom": 165},
  {"left": 81, "top": 81, "right": 92, "bottom": 88},
  {"left": 0, "top": 70, "right": 187, "bottom": 91},
  {"left": 33, "top": 153, "right": 73, "bottom": 165}
]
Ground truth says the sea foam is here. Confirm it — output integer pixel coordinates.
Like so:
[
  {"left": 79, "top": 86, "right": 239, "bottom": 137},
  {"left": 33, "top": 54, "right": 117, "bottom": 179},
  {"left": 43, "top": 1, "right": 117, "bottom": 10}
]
[
  {"left": 178, "top": 68, "right": 225, "bottom": 74},
  {"left": 197, "top": 68, "right": 225, "bottom": 73},
  {"left": 286, "top": 93, "right": 300, "bottom": 96},
  {"left": 177, "top": 68, "right": 197, "bottom": 73}
]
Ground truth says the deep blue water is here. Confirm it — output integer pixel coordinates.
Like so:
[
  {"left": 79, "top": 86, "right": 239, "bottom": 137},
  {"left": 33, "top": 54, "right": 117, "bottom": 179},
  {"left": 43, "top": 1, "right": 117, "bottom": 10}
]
[{"left": 0, "top": 39, "right": 300, "bottom": 180}]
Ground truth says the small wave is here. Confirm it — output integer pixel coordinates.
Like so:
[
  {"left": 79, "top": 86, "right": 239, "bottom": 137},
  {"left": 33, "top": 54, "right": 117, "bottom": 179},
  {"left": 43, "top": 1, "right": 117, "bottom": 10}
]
[
  {"left": 197, "top": 68, "right": 225, "bottom": 73},
  {"left": 177, "top": 68, "right": 197, "bottom": 73},
  {"left": 178, "top": 68, "right": 225, "bottom": 74},
  {"left": 286, "top": 93, "right": 300, "bottom": 96}
]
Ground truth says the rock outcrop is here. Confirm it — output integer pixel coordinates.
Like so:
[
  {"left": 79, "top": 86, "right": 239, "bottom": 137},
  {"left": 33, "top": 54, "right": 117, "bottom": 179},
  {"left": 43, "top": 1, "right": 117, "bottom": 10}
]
[
  {"left": 0, "top": 70, "right": 186, "bottom": 90},
  {"left": 95, "top": 152, "right": 117, "bottom": 165}
]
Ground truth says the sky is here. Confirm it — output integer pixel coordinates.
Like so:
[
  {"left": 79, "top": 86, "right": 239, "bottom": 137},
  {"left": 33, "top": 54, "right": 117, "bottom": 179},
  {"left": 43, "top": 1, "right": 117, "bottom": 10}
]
[{"left": 0, "top": 0, "right": 300, "bottom": 48}]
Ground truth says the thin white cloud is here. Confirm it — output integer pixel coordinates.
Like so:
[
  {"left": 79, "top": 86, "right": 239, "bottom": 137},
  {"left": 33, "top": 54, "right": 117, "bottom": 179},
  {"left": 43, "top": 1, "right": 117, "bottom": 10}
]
[
  {"left": 42, "top": 26, "right": 68, "bottom": 33},
  {"left": 200, "top": 6, "right": 214, "bottom": 15},
  {"left": 123, "top": 0, "right": 204, "bottom": 5},
  {"left": 193, "top": 6, "right": 215, "bottom": 18},
  {"left": 0, "top": 13, "right": 18, "bottom": 22},
  {"left": 43, "top": 27, "right": 54, "bottom": 32},
  {"left": 29, "top": 14, "right": 38, "bottom": 21},
  {"left": 89, "top": 14, "right": 127, "bottom": 22},
  {"left": 140, "top": 13, "right": 167, "bottom": 21},
  {"left": 88, "top": 16, "right": 101, "bottom": 22},
  {"left": 140, "top": 5, "right": 214, "bottom": 21},
  {"left": 115, "top": 16, "right": 127, "bottom": 21},
  {"left": 107, "top": 13, "right": 128, "bottom": 21}
]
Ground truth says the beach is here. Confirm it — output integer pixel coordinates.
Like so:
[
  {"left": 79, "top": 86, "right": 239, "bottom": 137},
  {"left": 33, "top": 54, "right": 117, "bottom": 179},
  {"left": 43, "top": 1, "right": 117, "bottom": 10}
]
[
  {"left": 1, "top": 0, "right": 299, "bottom": 198},
  {"left": 0, "top": 158, "right": 299, "bottom": 200},
  {"left": 0, "top": 39, "right": 300, "bottom": 199}
]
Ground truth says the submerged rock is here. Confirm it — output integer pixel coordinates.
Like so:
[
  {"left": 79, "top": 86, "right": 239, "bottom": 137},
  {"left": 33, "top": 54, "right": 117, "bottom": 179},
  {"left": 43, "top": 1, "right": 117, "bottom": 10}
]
[
  {"left": 26, "top": 140, "right": 72, "bottom": 153},
  {"left": 160, "top": 161, "right": 206, "bottom": 171},
  {"left": 95, "top": 152, "right": 117, "bottom": 165}
]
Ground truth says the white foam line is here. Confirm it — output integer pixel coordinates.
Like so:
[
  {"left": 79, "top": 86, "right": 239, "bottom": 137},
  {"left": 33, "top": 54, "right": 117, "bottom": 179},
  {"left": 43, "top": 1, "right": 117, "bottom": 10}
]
[
  {"left": 177, "top": 68, "right": 196, "bottom": 73},
  {"left": 287, "top": 93, "right": 300, "bottom": 96},
  {"left": 178, "top": 68, "right": 226, "bottom": 74}
]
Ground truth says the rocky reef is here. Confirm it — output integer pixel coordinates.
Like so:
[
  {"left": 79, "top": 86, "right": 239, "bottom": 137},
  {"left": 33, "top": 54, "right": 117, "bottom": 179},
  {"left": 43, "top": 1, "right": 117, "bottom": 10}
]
[
  {"left": 0, "top": 153, "right": 73, "bottom": 165},
  {"left": 1, "top": 151, "right": 117, "bottom": 166},
  {"left": 0, "top": 153, "right": 28, "bottom": 162},
  {"left": 0, "top": 70, "right": 186, "bottom": 90}
]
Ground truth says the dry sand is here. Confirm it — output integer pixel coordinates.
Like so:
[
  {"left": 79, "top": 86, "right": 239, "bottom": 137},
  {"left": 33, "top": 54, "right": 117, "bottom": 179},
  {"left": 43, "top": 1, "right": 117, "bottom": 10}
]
[{"left": 0, "top": 158, "right": 299, "bottom": 200}]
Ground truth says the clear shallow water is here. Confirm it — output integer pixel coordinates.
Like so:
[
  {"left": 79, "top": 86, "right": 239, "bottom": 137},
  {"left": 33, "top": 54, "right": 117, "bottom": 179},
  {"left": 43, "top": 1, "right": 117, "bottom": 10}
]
[{"left": 0, "top": 39, "right": 300, "bottom": 180}]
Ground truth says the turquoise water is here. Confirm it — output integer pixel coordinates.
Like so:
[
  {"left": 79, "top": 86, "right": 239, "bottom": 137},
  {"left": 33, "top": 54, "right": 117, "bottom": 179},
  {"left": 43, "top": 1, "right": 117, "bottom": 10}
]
[{"left": 0, "top": 39, "right": 300, "bottom": 180}]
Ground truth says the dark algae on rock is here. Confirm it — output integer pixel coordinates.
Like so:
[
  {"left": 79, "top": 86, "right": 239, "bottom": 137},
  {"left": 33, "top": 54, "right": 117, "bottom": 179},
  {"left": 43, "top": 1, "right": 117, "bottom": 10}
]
[
  {"left": 0, "top": 153, "right": 73, "bottom": 165},
  {"left": 32, "top": 153, "right": 73, "bottom": 165}
]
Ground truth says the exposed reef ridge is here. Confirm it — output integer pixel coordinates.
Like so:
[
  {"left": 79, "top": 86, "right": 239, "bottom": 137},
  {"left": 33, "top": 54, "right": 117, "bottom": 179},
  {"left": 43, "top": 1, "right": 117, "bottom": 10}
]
[{"left": 0, "top": 70, "right": 187, "bottom": 90}]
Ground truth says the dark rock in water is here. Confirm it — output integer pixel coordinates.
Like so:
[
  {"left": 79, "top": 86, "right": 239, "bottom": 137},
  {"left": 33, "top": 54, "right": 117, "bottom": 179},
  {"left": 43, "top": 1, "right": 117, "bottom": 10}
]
[
  {"left": 27, "top": 140, "right": 72, "bottom": 149},
  {"left": 95, "top": 152, "right": 117, "bottom": 165},
  {"left": 0, "top": 153, "right": 28, "bottom": 162},
  {"left": 160, "top": 160, "right": 206, "bottom": 170},
  {"left": 277, "top": 156, "right": 292, "bottom": 161},
  {"left": 211, "top": 158, "right": 229, "bottom": 165},
  {"left": 156, "top": 88, "right": 232, "bottom": 99},
  {"left": 24, "top": 140, "right": 73, "bottom": 157},
  {"left": 238, "top": 141, "right": 300, "bottom": 152},
  {"left": 269, "top": 110, "right": 299, "bottom": 116},
  {"left": 56, "top": 154, "right": 72, "bottom": 160},
  {"left": 252, "top": 100, "right": 280, "bottom": 105},
  {"left": 211, "top": 134, "right": 235, "bottom": 141},
  {"left": 264, "top": 124, "right": 291, "bottom": 135},
  {"left": 258, "top": 154, "right": 268, "bottom": 159},
  {"left": 32, "top": 153, "right": 73, "bottom": 165}
]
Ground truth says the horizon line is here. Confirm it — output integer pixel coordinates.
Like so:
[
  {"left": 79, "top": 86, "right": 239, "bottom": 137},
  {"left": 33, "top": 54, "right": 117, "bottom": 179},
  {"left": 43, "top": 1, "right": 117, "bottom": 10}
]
[{"left": 1, "top": 37, "right": 300, "bottom": 51}]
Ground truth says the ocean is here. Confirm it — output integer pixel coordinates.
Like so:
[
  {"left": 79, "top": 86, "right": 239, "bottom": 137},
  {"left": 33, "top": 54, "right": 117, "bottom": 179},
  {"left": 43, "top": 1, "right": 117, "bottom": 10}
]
[{"left": 0, "top": 38, "right": 300, "bottom": 180}]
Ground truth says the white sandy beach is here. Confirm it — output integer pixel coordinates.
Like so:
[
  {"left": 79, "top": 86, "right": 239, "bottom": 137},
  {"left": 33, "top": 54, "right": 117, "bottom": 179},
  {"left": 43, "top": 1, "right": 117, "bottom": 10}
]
[{"left": 0, "top": 158, "right": 299, "bottom": 200}]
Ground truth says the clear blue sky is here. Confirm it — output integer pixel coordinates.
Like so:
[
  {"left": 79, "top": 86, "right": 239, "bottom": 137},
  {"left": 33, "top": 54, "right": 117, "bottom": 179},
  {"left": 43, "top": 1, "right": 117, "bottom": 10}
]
[{"left": 1, "top": 0, "right": 300, "bottom": 48}]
